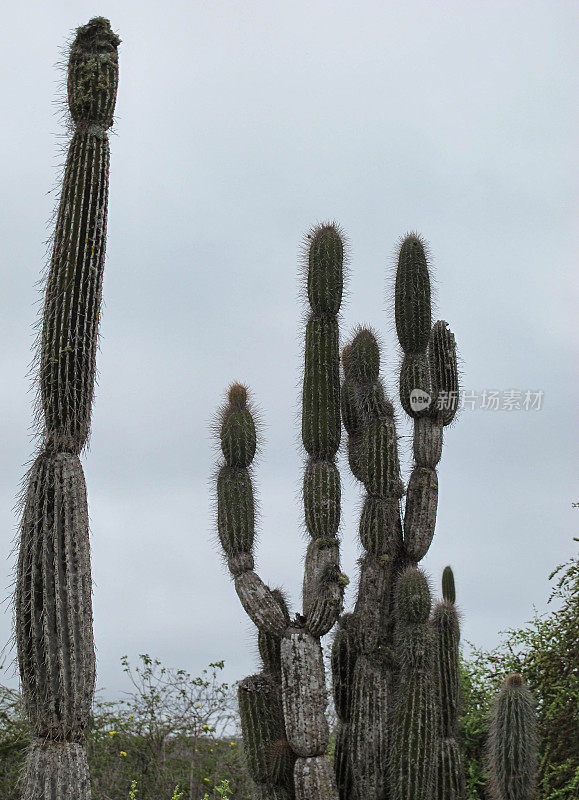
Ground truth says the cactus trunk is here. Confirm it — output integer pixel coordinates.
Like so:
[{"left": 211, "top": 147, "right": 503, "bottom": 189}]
[{"left": 15, "top": 17, "right": 119, "bottom": 798}]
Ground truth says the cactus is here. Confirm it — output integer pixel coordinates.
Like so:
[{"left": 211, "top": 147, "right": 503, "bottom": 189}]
[
  {"left": 431, "top": 567, "right": 466, "bottom": 799},
  {"left": 15, "top": 17, "right": 119, "bottom": 799},
  {"left": 390, "top": 567, "right": 437, "bottom": 800},
  {"left": 487, "top": 674, "right": 538, "bottom": 800},
  {"left": 214, "top": 223, "right": 345, "bottom": 800},
  {"left": 334, "top": 233, "right": 460, "bottom": 799}
]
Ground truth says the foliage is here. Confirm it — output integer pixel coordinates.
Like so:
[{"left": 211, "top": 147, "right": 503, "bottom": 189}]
[
  {"left": 0, "top": 656, "right": 251, "bottom": 800},
  {"left": 459, "top": 543, "right": 579, "bottom": 800}
]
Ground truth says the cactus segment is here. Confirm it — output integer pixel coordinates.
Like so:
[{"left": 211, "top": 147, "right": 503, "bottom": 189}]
[
  {"left": 302, "top": 540, "right": 343, "bottom": 637},
  {"left": 303, "top": 459, "right": 340, "bottom": 539},
  {"left": 413, "top": 417, "right": 443, "bottom": 467},
  {"left": 441, "top": 565, "right": 456, "bottom": 604},
  {"left": 348, "top": 654, "right": 392, "bottom": 799},
  {"left": 234, "top": 572, "right": 289, "bottom": 636},
  {"left": 40, "top": 129, "right": 111, "bottom": 453},
  {"left": 399, "top": 352, "right": 432, "bottom": 418},
  {"left": 487, "top": 674, "right": 538, "bottom": 800},
  {"left": 16, "top": 453, "right": 95, "bottom": 741},
  {"left": 22, "top": 740, "right": 91, "bottom": 800},
  {"left": 331, "top": 613, "right": 358, "bottom": 723},
  {"left": 217, "top": 465, "right": 255, "bottom": 558},
  {"left": 238, "top": 673, "right": 292, "bottom": 786},
  {"left": 258, "top": 590, "right": 291, "bottom": 677},
  {"left": 302, "top": 315, "right": 341, "bottom": 458},
  {"left": 359, "top": 496, "right": 401, "bottom": 555},
  {"left": 396, "top": 566, "right": 432, "bottom": 628},
  {"left": 67, "top": 17, "right": 120, "bottom": 128},
  {"left": 220, "top": 407, "right": 257, "bottom": 469},
  {"left": 428, "top": 321, "right": 459, "bottom": 426},
  {"left": 306, "top": 224, "right": 344, "bottom": 316},
  {"left": 334, "top": 721, "right": 354, "bottom": 800},
  {"left": 434, "top": 738, "right": 466, "bottom": 800},
  {"left": 361, "top": 416, "right": 403, "bottom": 498},
  {"left": 281, "top": 630, "right": 329, "bottom": 757},
  {"left": 294, "top": 756, "right": 339, "bottom": 800},
  {"left": 395, "top": 234, "right": 432, "bottom": 355},
  {"left": 391, "top": 567, "right": 436, "bottom": 800},
  {"left": 432, "top": 601, "right": 461, "bottom": 738},
  {"left": 342, "top": 327, "right": 381, "bottom": 383},
  {"left": 352, "top": 554, "right": 395, "bottom": 657},
  {"left": 340, "top": 378, "right": 364, "bottom": 437},
  {"left": 403, "top": 466, "right": 438, "bottom": 562}
]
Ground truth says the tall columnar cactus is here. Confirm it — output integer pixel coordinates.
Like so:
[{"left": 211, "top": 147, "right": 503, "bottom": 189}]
[
  {"left": 334, "top": 328, "right": 404, "bottom": 799},
  {"left": 487, "top": 674, "right": 538, "bottom": 800},
  {"left": 390, "top": 567, "right": 437, "bottom": 800},
  {"left": 334, "top": 232, "right": 460, "bottom": 799},
  {"left": 15, "top": 18, "right": 119, "bottom": 800},
  {"left": 215, "top": 223, "right": 346, "bottom": 800},
  {"left": 431, "top": 566, "right": 466, "bottom": 800}
]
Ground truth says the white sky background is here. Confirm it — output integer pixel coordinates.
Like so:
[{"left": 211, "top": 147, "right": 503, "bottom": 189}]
[{"left": 1, "top": 0, "right": 577, "bottom": 698}]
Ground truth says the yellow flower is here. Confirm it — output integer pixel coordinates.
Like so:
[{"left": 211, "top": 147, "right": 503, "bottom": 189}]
[
  {"left": 119, "top": 751, "right": 127, "bottom": 758},
  {"left": 203, "top": 778, "right": 210, "bottom": 783},
  {"left": 230, "top": 742, "right": 236, "bottom": 747},
  {"left": 109, "top": 731, "right": 116, "bottom": 736}
]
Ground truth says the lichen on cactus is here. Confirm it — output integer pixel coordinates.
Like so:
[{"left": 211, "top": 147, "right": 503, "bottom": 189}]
[
  {"left": 15, "top": 17, "right": 119, "bottom": 800},
  {"left": 487, "top": 674, "right": 538, "bottom": 800}
]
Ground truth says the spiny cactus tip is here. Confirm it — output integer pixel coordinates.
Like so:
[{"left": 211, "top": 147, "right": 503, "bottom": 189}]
[
  {"left": 506, "top": 673, "right": 524, "bottom": 688},
  {"left": 228, "top": 383, "right": 248, "bottom": 408}
]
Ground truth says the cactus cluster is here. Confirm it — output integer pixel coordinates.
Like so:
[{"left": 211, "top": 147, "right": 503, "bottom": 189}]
[
  {"left": 215, "top": 223, "right": 346, "bottom": 800},
  {"left": 15, "top": 17, "right": 119, "bottom": 800},
  {"left": 332, "top": 233, "right": 464, "bottom": 799}
]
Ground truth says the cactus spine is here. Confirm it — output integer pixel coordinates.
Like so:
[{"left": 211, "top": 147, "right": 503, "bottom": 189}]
[
  {"left": 215, "top": 224, "right": 345, "bottom": 800},
  {"left": 487, "top": 674, "right": 538, "bottom": 800},
  {"left": 15, "top": 18, "right": 119, "bottom": 799},
  {"left": 432, "top": 567, "right": 466, "bottom": 799}
]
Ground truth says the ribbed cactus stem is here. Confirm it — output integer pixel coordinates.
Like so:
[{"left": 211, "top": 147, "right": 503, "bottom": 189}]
[
  {"left": 348, "top": 654, "right": 392, "bottom": 798},
  {"left": 429, "top": 320, "right": 459, "bottom": 426},
  {"left": 432, "top": 567, "right": 465, "bottom": 799},
  {"left": 487, "top": 674, "right": 538, "bottom": 800},
  {"left": 16, "top": 453, "right": 95, "bottom": 740},
  {"left": 441, "top": 565, "right": 456, "bottom": 604},
  {"left": 238, "top": 673, "right": 295, "bottom": 794},
  {"left": 391, "top": 567, "right": 436, "bottom": 800},
  {"left": 395, "top": 233, "right": 432, "bottom": 356},
  {"left": 16, "top": 19, "right": 119, "bottom": 800},
  {"left": 40, "top": 18, "right": 119, "bottom": 454},
  {"left": 22, "top": 741, "right": 91, "bottom": 800}
]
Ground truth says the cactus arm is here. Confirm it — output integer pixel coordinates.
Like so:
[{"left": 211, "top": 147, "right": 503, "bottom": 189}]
[
  {"left": 335, "top": 327, "right": 404, "bottom": 799},
  {"left": 431, "top": 567, "right": 466, "bottom": 799},
  {"left": 390, "top": 567, "right": 437, "bottom": 800},
  {"left": 15, "top": 18, "right": 119, "bottom": 799}
]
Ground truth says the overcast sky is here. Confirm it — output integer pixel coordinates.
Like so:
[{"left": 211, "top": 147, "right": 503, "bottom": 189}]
[{"left": 1, "top": 1, "right": 577, "bottom": 699}]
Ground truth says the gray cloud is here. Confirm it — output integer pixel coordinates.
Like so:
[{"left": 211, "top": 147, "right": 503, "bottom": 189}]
[{"left": 1, "top": 0, "right": 577, "bottom": 697}]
